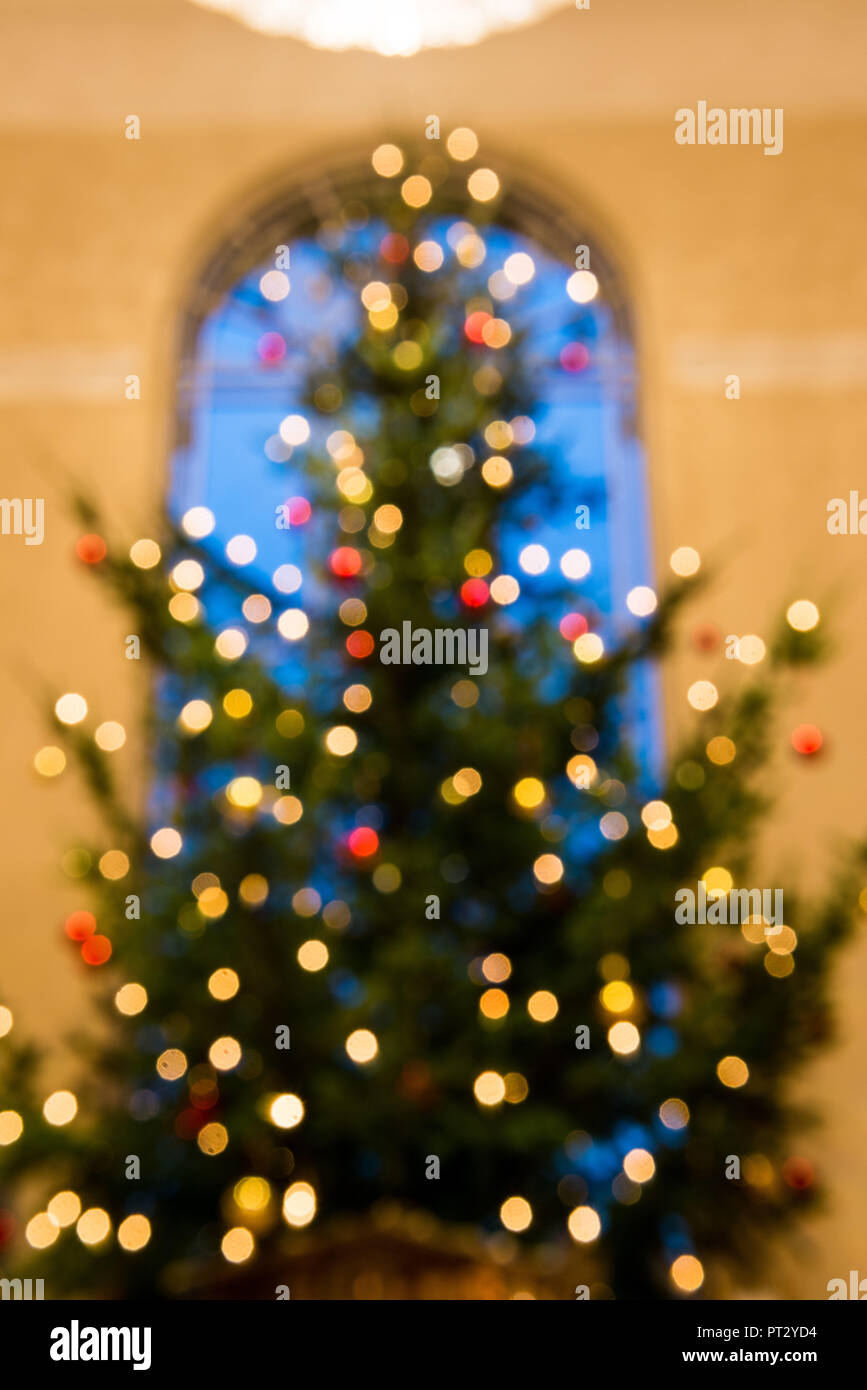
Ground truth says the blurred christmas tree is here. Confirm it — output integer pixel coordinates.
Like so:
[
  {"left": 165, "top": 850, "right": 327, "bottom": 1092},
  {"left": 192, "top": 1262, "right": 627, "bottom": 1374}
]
[{"left": 0, "top": 141, "right": 861, "bottom": 1300}]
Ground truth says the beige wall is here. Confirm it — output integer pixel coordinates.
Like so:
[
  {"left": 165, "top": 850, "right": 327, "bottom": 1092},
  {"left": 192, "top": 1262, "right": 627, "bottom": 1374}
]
[{"left": 2, "top": 0, "right": 866, "bottom": 1297}]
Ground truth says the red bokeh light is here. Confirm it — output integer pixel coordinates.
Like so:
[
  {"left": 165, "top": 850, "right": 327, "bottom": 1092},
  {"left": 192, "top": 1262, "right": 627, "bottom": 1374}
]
[
  {"left": 560, "top": 343, "right": 591, "bottom": 373},
  {"left": 330, "top": 547, "right": 363, "bottom": 578},
  {"left": 348, "top": 827, "right": 379, "bottom": 858},
  {"left": 257, "top": 332, "right": 286, "bottom": 364},
  {"left": 464, "top": 311, "right": 492, "bottom": 344},
  {"left": 559, "top": 612, "right": 589, "bottom": 641},
  {"left": 346, "top": 630, "right": 375, "bottom": 658},
  {"left": 76, "top": 534, "right": 107, "bottom": 565},
  {"left": 460, "top": 578, "right": 489, "bottom": 608},
  {"left": 381, "top": 233, "right": 409, "bottom": 264},
  {"left": 285, "top": 496, "right": 312, "bottom": 525},
  {"left": 791, "top": 723, "right": 823, "bottom": 755},
  {"left": 81, "top": 934, "right": 112, "bottom": 965},
  {"left": 65, "top": 910, "right": 96, "bottom": 942},
  {"left": 782, "top": 1156, "right": 815, "bottom": 1190},
  {"left": 692, "top": 624, "right": 720, "bottom": 652}
]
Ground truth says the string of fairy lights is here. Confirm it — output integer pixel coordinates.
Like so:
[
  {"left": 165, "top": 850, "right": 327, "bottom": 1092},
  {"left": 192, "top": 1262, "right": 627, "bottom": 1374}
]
[{"left": 1, "top": 129, "right": 829, "bottom": 1295}]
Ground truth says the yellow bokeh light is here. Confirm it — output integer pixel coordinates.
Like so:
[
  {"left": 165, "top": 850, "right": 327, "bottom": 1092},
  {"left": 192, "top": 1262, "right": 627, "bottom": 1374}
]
[
  {"left": 269, "top": 1093, "right": 304, "bottom": 1129},
  {"left": 626, "top": 585, "right": 658, "bottom": 617},
  {"left": 43, "top": 1090, "right": 77, "bottom": 1126},
  {"left": 413, "top": 239, "right": 444, "bottom": 272},
  {"left": 568, "top": 1205, "right": 601, "bottom": 1243},
  {"left": 156, "top": 1049, "right": 187, "bottom": 1081},
  {"left": 533, "top": 853, "right": 564, "bottom": 885},
  {"left": 446, "top": 127, "right": 479, "bottom": 161},
  {"left": 77, "top": 1208, "right": 111, "bottom": 1246},
  {"left": 47, "top": 1191, "right": 81, "bottom": 1228},
  {"left": 325, "top": 725, "right": 358, "bottom": 757},
  {"left": 608, "top": 1021, "right": 640, "bottom": 1055},
  {"left": 215, "top": 627, "right": 248, "bottom": 661},
  {"left": 0, "top": 1110, "right": 23, "bottom": 1145},
  {"left": 671, "top": 1254, "right": 704, "bottom": 1293},
  {"left": 480, "top": 988, "right": 509, "bottom": 1019},
  {"left": 468, "top": 168, "right": 500, "bottom": 202},
  {"left": 474, "top": 1071, "right": 506, "bottom": 1106},
  {"left": 702, "top": 866, "right": 733, "bottom": 894},
  {"left": 687, "top": 680, "right": 718, "bottom": 711},
  {"left": 504, "top": 1072, "right": 529, "bottom": 1103},
  {"left": 226, "top": 776, "right": 262, "bottom": 810},
  {"left": 481, "top": 456, "right": 513, "bottom": 489},
  {"left": 490, "top": 574, "right": 520, "bottom": 605},
  {"left": 500, "top": 1196, "right": 532, "bottom": 1232},
  {"left": 151, "top": 827, "right": 182, "bottom": 859},
  {"left": 34, "top": 745, "right": 66, "bottom": 777},
  {"left": 223, "top": 689, "right": 253, "bottom": 719},
  {"left": 130, "top": 539, "right": 161, "bottom": 569},
  {"left": 99, "top": 849, "right": 130, "bottom": 880},
  {"left": 208, "top": 968, "right": 240, "bottom": 1000},
  {"left": 401, "top": 174, "right": 432, "bottom": 208},
  {"left": 55, "top": 692, "right": 87, "bottom": 725},
  {"left": 95, "top": 720, "right": 126, "bottom": 752},
  {"left": 198, "top": 1122, "right": 229, "bottom": 1156},
  {"left": 567, "top": 270, "right": 599, "bottom": 303},
  {"left": 197, "top": 885, "right": 229, "bottom": 919},
  {"left": 716, "top": 1055, "right": 749, "bottom": 1088},
  {"left": 648, "top": 823, "right": 678, "bottom": 850},
  {"left": 273, "top": 795, "right": 303, "bottom": 825},
  {"left": 706, "top": 736, "right": 736, "bottom": 765},
  {"left": 118, "top": 1214, "right": 152, "bottom": 1252},
  {"left": 277, "top": 609, "right": 310, "bottom": 642},
  {"left": 453, "top": 767, "right": 482, "bottom": 797},
  {"left": 670, "top": 546, "right": 701, "bottom": 577},
  {"left": 527, "top": 990, "right": 559, "bottom": 1023},
  {"left": 343, "top": 683, "right": 372, "bottom": 713},
  {"left": 346, "top": 1029, "right": 378, "bottom": 1064},
  {"left": 179, "top": 699, "right": 212, "bottom": 733},
  {"left": 239, "top": 873, "right": 268, "bottom": 906},
  {"left": 574, "top": 633, "right": 604, "bottom": 664},
  {"left": 371, "top": 143, "right": 403, "bottom": 177},
  {"left": 787, "top": 599, "right": 819, "bottom": 632},
  {"left": 171, "top": 559, "right": 205, "bottom": 592},
  {"left": 26, "top": 1213, "right": 60, "bottom": 1249},
  {"left": 298, "top": 939, "right": 329, "bottom": 972},
  {"left": 234, "top": 1176, "right": 271, "bottom": 1212},
  {"left": 209, "top": 1037, "right": 242, "bottom": 1071},
  {"left": 0, "top": 1006, "right": 13, "bottom": 1037},
  {"left": 600, "top": 981, "right": 634, "bottom": 1013},
  {"left": 115, "top": 983, "right": 147, "bottom": 1016},
  {"left": 221, "top": 1226, "right": 255, "bottom": 1263},
  {"left": 482, "top": 953, "right": 511, "bottom": 983},
  {"left": 623, "top": 1148, "right": 656, "bottom": 1183},
  {"left": 640, "top": 800, "right": 671, "bottom": 831},
  {"left": 282, "top": 1181, "right": 316, "bottom": 1229},
  {"left": 513, "top": 777, "right": 545, "bottom": 809},
  {"left": 181, "top": 506, "right": 215, "bottom": 539}
]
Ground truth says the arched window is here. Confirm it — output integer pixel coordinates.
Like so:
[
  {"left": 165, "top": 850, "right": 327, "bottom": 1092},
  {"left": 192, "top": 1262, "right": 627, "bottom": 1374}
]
[{"left": 170, "top": 148, "right": 658, "bottom": 781}]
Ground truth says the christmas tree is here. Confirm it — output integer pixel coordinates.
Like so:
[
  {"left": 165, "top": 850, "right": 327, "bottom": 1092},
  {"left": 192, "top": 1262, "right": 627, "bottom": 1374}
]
[{"left": 0, "top": 138, "right": 860, "bottom": 1301}]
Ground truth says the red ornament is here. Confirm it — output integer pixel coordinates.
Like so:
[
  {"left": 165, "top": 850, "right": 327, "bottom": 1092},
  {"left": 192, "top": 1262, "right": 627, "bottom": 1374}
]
[
  {"left": 285, "top": 496, "right": 311, "bottom": 525},
  {"left": 76, "top": 534, "right": 106, "bottom": 565},
  {"left": 560, "top": 343, "right": 591, "bottom": 373},
  {"left": 348, "top": 827, "right": 379, "bottom": 858},
  {"left": 380, "top": 233, "right": 409, "bottom": 265},
  {"left": 81, "top": 934, "right": 112, "bottom": 965},
  {"left": 65, "top": 910, "right": 96, "bottom": 942},
  {"left": 692, "top": 624, "right": 720, "bottom": 652},
  {"left": 346, "top": 630, "right": 375, "bottom": 659},
  {"left": 791, "top": 724, "right": 823, "bottom": 755},
  {"left": 464, "top": 311, "right": 492, "bottom": 344},
  {"left": 460, "top": 578, "right": 489, "bottom": 608},
  {"left": 257, "top": 332, "right": 286, "bottom": 364},
  {"left": 782, "top": 1156, "right": 814, "bottom": 1190},
  {"left": 559, "top": 612, "right": 588, "bottom": 641},
  {"left": 330, "top": 547, "right": 363, "bottom": 578}
]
